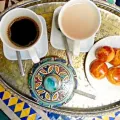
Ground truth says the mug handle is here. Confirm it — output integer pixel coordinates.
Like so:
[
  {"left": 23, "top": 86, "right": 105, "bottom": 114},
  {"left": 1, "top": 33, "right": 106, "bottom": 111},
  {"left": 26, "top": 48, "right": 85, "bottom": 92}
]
[
  {"left": 28, "top": 47, "right": 40, "bottom": 63},
  {"left": 73, "top": 41, "right": 80, "bottom": 56},
  {"left": 73, "top": 35, "right": 95, "bottom": 56}
]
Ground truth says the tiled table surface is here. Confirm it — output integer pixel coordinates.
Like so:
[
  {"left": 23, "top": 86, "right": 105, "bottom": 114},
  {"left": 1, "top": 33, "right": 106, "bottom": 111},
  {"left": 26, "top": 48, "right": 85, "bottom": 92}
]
[
  {"left": 1, "top": 83, "right": 120, "bottom": 120},
  {"left": 0, "top": 0, "right": 120, "bottom": 120}
]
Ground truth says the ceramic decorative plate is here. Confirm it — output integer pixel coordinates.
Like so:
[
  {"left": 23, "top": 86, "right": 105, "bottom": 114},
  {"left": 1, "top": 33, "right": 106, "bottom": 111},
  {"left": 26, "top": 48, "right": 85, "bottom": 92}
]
[{"left": 28, "top": 57, "right": 77, "bottom": 108}]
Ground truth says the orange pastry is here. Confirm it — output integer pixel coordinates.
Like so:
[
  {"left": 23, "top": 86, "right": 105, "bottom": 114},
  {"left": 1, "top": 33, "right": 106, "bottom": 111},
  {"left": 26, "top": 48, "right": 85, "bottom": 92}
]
[
  {"left": 95, "top": 46, "right": 115, "bottom": 62},
  {"left": 107, "top": 67, "right": 120, "bottom": 85},
  {"left": 110, "top": 48, "right": 120, "bottom": 66},
  {"left": 90, "top": 59, "right": 108, "bottom": 80}
]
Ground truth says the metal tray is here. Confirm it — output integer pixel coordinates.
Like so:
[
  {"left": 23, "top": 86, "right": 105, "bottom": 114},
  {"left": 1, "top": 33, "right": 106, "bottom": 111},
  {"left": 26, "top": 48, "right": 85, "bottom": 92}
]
[{"left": 0, "top": 0, "right": 120, "bottom": 117}]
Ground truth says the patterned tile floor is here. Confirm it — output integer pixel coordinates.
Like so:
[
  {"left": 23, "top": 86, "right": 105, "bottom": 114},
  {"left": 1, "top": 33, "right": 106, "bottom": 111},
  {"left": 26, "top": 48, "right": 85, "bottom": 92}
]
[
  {"left": 1, "top": 82, "right": 120, "bottom": 120},
  {"left": 0, "top": 0, "right": 120, "bottom": 120}
]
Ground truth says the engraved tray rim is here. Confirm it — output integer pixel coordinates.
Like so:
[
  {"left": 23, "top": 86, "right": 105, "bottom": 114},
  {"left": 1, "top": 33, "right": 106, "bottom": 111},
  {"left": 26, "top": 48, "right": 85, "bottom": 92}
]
[{"left": 0, "top": 0, "right": 120, "bottom": 117}]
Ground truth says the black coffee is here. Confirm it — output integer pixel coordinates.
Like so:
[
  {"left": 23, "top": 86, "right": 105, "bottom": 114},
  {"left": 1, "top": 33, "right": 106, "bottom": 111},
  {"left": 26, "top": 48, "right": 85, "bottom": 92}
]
[{"left": 8, "top": 17, "right": 39, "bottom": 47}]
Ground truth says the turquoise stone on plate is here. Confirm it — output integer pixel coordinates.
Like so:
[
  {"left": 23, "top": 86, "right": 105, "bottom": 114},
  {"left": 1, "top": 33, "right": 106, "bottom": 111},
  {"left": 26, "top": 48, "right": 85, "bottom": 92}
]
[{"left": 44, "top": 74, "right": 61, "bottom": 93}]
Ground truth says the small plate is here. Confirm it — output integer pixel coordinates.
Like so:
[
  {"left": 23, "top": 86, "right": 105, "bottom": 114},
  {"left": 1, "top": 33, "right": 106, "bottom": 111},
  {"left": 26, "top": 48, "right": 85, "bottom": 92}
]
[
  {"left": 3, "top": 15, "right": 48, "bottom": 60},
  {"left": 85, "top": 36, "right": 120, "bottom": 103}
]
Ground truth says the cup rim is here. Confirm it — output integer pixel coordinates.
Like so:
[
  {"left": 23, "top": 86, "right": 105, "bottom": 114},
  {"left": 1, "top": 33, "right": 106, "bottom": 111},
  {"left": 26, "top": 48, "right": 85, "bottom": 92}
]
[
  {"left": 0, "top": 8, "right": 43, "bottom": 51},
  {"left": 58, "top": 0, "right": 101, "bottom": 41}
]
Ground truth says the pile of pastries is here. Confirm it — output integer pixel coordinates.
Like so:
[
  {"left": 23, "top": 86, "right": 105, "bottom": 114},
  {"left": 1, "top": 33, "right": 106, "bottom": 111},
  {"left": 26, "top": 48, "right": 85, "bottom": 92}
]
[{"left": 90, "top": 46, "right": 120, "bottom": 85}]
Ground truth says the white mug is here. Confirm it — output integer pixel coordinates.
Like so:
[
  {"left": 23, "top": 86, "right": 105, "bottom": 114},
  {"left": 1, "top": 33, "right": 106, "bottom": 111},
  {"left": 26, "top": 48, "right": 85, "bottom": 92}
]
[
  {"left": 0, "top": 8, "right": 43, "bottom": 63},
  {"left": 58, "top": 0, "right": 101, "bottom": 56}
]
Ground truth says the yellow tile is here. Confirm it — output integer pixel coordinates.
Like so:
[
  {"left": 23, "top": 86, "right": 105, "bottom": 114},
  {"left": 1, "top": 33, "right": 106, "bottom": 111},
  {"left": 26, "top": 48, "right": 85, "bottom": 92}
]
[
  {"left": 102, "top": 113, "right": 115, "bottom": 119},
  {"left": 102, "top": 116, "right": 111, "bottom": 120},
  {"left": 27, "top": 114, "right": 36, "bottom": 120},
  {"left": 2, "top": 91, "right": 11, "bottom": 100},
  {"left": 8, "top": 97, "right": 18, "bottom": 106},
  {"left": 0, "top": 85, "right": 5, "bottom": 92},
  {"left": 107, "top": 113, "right": 115, "bottom": 118},
  {"left": 20, "top": 108, "right": 30, "bottom": 118},
  {"left": 14, "top": 102, "right": 24, "bottom": 112}
]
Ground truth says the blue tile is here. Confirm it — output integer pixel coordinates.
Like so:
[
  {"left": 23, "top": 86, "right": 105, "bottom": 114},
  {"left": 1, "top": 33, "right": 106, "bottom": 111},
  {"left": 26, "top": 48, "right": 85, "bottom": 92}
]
[
  {"left": 109, "top": 117, "right": 115, "bottom": 120},
  {"left": 15, "top": 111, "right": 21, "bottom": 117},
  {"left": 21, "top": 116, "right": 28, "bottom": 120},
  {"left": 3, "top": 99, "right": 9, "bottom": 105},
  {"left": 97, "top": 116, "right": 102, "bottom": 119},
  {"left": 23, "top": 103, "right": 29, "bottom": 109},
  {"left": 115, "top": 111, "right": 120, "bottom": 116},
  {"left": 0, "top": 92, "right": 4, "bottom": 99},
  {"left": 47, "top": 112, "right": 60, "bottom": 119},
  {"left": 29, "top": 108, "right": 36, "bottom": 115},
  {"left": 9, "top": 105, "right": 15, "bottom": 111},
  {"left": 17, "top": 99, "right": 22, "bottom": 104}
]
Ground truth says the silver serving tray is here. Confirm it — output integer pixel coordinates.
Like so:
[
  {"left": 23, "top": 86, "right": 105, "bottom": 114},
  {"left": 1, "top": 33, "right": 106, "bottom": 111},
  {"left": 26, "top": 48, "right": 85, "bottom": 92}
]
[{"left": 0, "top": 0, "right": 120, "bottom": 117}]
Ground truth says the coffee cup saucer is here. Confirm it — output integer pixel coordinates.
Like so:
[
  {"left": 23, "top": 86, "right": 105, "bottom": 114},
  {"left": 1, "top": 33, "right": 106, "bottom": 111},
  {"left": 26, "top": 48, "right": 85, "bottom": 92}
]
[
  {"left": 50, "top": 6, "right": 95, "bottom": 53},
  {"left": 3, "top": 15, "right": 48, "bottom": 60}
]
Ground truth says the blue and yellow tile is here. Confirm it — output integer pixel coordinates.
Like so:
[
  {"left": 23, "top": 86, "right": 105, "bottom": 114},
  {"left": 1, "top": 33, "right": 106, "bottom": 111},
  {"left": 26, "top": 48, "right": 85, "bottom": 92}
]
[
  {"left": 0, "top": 85, "right": 5, "bottom": 92},
  {"left": 0, "top": 91, "right": 4, "bottom": 99},
  {"left": 9, "top": 104, "right": 16, "bottom": 111},
  {"left": 14, "top": 102, "right": 25, "bottom": 113},
  {"left": 20, "top": 108, "right": 31, "bottom": 118},
  {"left": 27, "top": 114, "right": 36, "bottom": 120},
  {"left": 23, "top": 103, "right": 30, "bottom": 109},
  {"left": 15, "top": 111, "right": 22, "bottom": 118},
  {"left": 1, "top": 80, "right": 120, "bottom": 120},
  {"left": 0, "top": 84, "right": 39, "bottom": 120},
  {"left": 2, "top": 91, "right": 11, "bottom": 100},
  {"left": 96, "top": 113, "right": 116, "bottom": 120},
  {"left": 8, "top": 97, "right": 18, "bottom": 106}
]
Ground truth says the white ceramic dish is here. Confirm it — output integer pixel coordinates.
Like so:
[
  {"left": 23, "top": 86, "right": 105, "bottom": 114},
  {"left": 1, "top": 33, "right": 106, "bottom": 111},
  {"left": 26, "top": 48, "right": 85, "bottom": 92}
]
[{"left": 85, "top": 36, "right": 120, "bottom": 103}]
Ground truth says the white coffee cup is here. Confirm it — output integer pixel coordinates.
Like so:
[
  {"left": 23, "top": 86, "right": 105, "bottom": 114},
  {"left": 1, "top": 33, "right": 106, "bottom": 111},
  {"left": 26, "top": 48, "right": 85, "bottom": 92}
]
[
  {"left": 0, "top": 8, "right": 43, "bottom": 63},
  {"left": 58, "top": 0, "right": 101, "bottom": 56}
]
